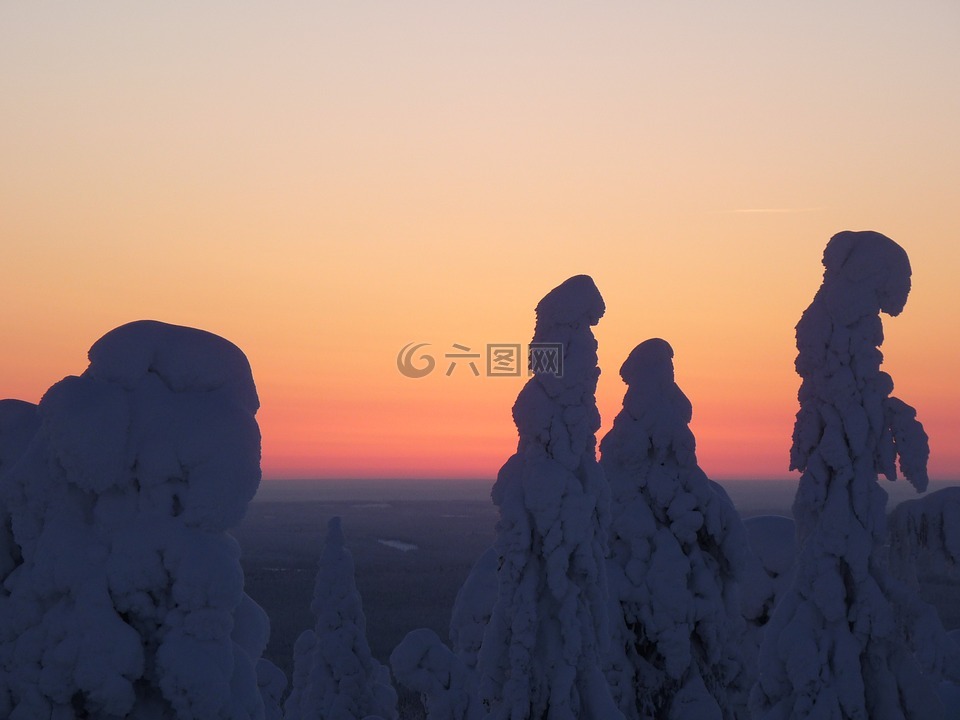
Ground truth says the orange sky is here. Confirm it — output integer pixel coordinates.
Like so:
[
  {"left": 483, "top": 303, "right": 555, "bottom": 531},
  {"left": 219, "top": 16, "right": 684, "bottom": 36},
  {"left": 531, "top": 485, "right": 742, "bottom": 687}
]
[{"left": 2, "top": 2, "right": 959, "bottom": 482}]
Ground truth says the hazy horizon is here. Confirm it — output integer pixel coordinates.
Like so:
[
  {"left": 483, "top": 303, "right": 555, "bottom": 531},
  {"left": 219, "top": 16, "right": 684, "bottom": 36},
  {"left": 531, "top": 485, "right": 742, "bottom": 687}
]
[{"left": 251, "top": 476, "right": 960, "bottom": 513}]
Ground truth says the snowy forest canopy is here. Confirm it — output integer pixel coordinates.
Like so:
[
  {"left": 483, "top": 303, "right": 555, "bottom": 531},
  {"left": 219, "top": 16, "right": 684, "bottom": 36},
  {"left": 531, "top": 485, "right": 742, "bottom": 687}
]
[{"left": 1, "top": 231, "right": 959, "bottom": 720}]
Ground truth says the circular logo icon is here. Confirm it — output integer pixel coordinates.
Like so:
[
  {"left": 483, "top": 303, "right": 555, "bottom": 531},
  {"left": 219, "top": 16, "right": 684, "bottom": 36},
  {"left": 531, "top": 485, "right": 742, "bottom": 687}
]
[{"left": 397, "top": 342, "right": 436, "bottom": 378}]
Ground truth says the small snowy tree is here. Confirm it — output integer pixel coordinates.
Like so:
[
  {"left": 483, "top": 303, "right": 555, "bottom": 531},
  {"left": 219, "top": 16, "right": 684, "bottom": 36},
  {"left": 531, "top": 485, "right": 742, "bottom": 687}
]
[
  {"left": 476, "top": 274, "right": 623, "bottom": 720},
  {"left": 600, "top": 338, "right": 773, "bottom": 720},
  {"left": 391, "top": 628, "right": 482, "bottom": 720},
  {"left": 751, "top": 231, "right": 953, "bottom": 719},
  {"left": 0, "top": 320, "right": 279, "bottom": 719},
  {"left": 285, "top": 516, "right": 397, "bottom": 720},
  {"left": 389, "top": 537, "right": 497, "bottom": 719},
  {"left": 449, "top": 547, "right": 498, "bottom": 673}
]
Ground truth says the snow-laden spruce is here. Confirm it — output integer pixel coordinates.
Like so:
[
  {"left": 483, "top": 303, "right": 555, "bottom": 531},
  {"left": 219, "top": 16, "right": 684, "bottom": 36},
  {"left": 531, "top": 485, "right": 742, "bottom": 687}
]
[
  {"left": 285, "top": 516, "right": 397, "bottom": 720},
  {"left": 888, "top": 487, "right": 960, "bottom": 587},
  {"left": 449, "top": 547, "right": 498, "bottom": 673},
  {"left": 0, "top": 320, "right": 281, "bottom": 719},
  {"left": 391, "top": 628, "right": 482, "bottom": 720},
  {"left": 751, "top": 231, "right": 957, "bottom": 719},
  {"left": 390, "top": 530, "right": 497, "bottom": 718},
  {"left": 0, "top": 400, "right": 39, "bottom": 593},
  {"left": 600, "top": 338, "right": 773, "bottom": 720},
  {"left": 938, "top": 630, "right": 960, "bottom": 718},
  {"left": 476, "top": 274, "right": 623, "bottom": 720},
  {"left": 886, "top": 487, "right": 960, "bottom": 693}
]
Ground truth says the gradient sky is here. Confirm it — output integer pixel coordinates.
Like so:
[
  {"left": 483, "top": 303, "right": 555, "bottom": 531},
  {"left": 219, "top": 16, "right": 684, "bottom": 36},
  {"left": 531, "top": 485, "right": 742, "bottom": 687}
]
[{"left": 2, "top": 2, "right": 959, "bottom": 482}]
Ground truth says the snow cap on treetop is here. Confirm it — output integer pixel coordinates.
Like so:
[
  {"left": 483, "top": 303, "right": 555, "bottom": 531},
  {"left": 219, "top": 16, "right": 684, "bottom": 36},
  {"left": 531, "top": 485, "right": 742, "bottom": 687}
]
[
  {"left": 325, "top": 516, "right": 344, "bottom": 550},
  {"left": 619, "top": 338, "right": 675, "bottom": 386},
  {"left": 822, "top": 230, "right": 912, "bottom": 318},
  {"left": 86, "top": 319, "right": 259, "bottom": 413},
  {"left": 534, "top": 274, "right": 605, "bottom": 331}
]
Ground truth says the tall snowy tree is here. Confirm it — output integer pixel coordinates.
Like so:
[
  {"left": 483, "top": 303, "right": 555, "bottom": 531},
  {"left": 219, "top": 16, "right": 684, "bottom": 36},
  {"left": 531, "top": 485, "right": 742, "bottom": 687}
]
[
  {"left": 0, "top": 320, "right": 280, "bottom": 719},
  {"left": 285, "top": 516, "right": 397, "bottom": 720},
  {"left": 476, "top": 274, "right": 623, "bottom": 720},
  {"left": 600, "top": 338, "right": 772, "bottom": 720},
  {"left": 751, "top": 231, "right": 952, "bottom": 719}
]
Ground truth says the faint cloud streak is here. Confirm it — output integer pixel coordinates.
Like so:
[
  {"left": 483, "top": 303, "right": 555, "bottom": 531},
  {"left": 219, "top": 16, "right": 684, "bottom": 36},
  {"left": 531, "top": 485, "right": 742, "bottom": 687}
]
[{"left": 728, "top": 207, "right": 825, "bottom": 214}]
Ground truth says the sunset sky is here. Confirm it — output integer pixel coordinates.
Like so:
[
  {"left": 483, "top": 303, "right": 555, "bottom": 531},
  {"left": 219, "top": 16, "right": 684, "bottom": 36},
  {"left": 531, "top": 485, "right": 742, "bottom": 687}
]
[{"left": 2, "top": 2, "right": 958, "bottom": 482}]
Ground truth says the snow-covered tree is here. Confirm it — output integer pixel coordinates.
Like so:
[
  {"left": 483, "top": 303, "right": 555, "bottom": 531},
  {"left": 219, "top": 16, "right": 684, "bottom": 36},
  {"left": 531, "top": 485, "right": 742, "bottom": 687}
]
[
  {"left": 751, "top": 231, "right": 954, "bottom": 719},
  {"left": 390, "top": 532, "right": 497, "bottom": 719},
  {"left": 449, "top": 547, "right": 498, "bottom": 673},
  {"left": 391, "top": 628, "right": 482, "bottom": 720},
  {"left": 885, "top": 487, "right": 960, "bottom": 688},
  {"left": 0, "top": 320, "right": 279, "bottom": 719},
  {"left": 259, "top": 658, "right": 289, "bottom": 720},
  {"left": 938, "top": 630, "right": 960, "bottom": 720},
  {"left": 888, "top": 487, "right": 960, "bottom": 587},
  {"left": 476, "top": 274, "right": 623, "bottom": 720},
  {"left": 285, "top": 516, "right": 397, "bottom": 720},
  {"left": 0, "top": 400, "right": 39, "bottom": 596},
  {"left": 600, "top": 338, "right": 772, "bottom": 720}
]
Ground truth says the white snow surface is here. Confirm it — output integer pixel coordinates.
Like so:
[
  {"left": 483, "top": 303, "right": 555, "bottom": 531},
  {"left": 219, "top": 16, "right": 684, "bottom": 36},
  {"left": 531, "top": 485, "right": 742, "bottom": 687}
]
[
  {"left": 600, "top": 338, "right": 774, "bottom": 720},
  {"left": 752, "top": 232, "right": 952, "bottom": 720},
  {"left": 0, "top": 320, "right": 275, "bottom": 719},
  {"left": 476, "top": 274, "right": 624, "bottom": 720},
  {"left": 285, "top": 517, "right": 398, "bottom": 720}
]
